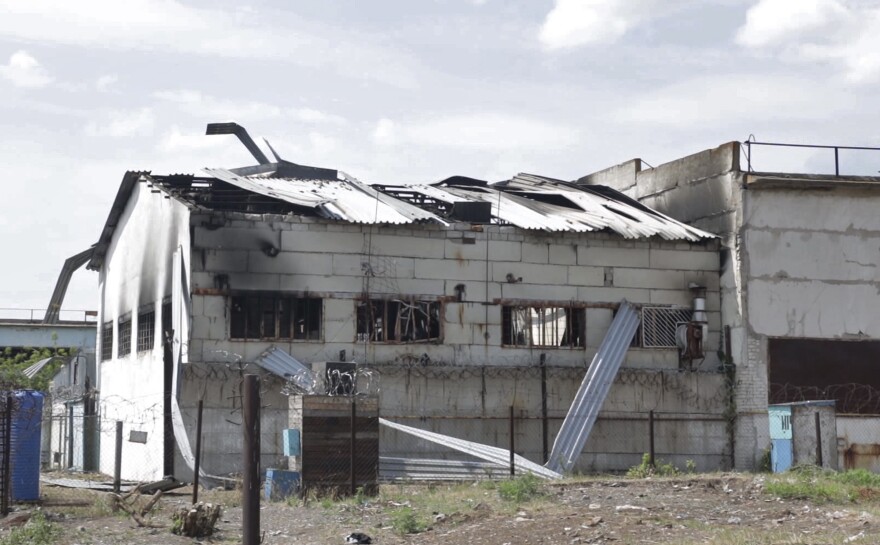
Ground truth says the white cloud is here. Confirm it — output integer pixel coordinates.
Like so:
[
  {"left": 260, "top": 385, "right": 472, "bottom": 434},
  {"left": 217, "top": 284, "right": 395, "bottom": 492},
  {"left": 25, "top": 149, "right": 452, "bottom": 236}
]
[
  {"left": 375, "top": 113, "right": 579, "bottom": 151},
  {"left": 0, "top": 50, "right": 53, "bottom": 88},
  {"left": 0, "top": 0, "right": 420, "bottom": 88},
  {"left": 95, "top": 74, "right": 118, "bottom": 92},
  {"left": 736, "top": 0, "right": 849, "bottom": 48},
  {"left": 85, "top": 108, "right": 156, "bottom": 137},
  {"left": 614, "top": 73, "right": 854, "bottom": 127},
  {"left": 157, "top": 125, "right": 227, "bottom": 153},
  {"left": 372, "top": 118, "right": 397, "bottom": 146},
  {"left": 153, "top": 89, "right": 347, "bottom": 125},
  {"left": 736, "top": 0, "right": 880, "bottom": 83},
  {"left": 538, "top": 0, "right": 657, "bottom": 50}
]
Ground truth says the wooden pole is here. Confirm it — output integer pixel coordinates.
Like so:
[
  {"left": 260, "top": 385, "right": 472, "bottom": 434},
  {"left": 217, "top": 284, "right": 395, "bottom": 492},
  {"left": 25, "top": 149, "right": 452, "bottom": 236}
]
[
  {"left": 242, "top": 375, "right": 261, "bottom": 545},
  {"left": 192, "top": 399, "right": 203, "bottom": 504}
]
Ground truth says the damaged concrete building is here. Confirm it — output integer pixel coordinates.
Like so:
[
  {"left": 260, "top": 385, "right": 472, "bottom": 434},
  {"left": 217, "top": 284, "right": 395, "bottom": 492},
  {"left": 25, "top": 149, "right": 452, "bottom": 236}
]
[
  {"left": 87, "top": 124, "right": 726, "bottom": 481},
  {"left": 586, "top": 141, "right": 880, "bottom": 470}
]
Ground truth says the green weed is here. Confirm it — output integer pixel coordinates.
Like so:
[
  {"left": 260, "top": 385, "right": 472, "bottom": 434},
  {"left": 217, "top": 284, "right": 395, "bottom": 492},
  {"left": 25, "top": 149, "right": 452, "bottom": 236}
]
[
  {"left": 626, "top": 453, "right": 679, "bottom": 478},
  {"left": 764, "top": 467, "right": 880, "bottom": 503},
  {"left": 497, "top": 473, "right": 543, "bottom": 503},
  {"left": 0, "top": 513, "right": 59, "bottom": 545},
  {"left": 389, "top": 506, "right": 426, "bottom": 535}
]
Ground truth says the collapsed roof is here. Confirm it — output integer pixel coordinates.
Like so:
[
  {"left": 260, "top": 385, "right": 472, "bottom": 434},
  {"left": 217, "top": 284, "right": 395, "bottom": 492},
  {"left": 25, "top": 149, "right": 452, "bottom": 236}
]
[{"left": 87, "top": 124, "right": 715, "bottom": 270}]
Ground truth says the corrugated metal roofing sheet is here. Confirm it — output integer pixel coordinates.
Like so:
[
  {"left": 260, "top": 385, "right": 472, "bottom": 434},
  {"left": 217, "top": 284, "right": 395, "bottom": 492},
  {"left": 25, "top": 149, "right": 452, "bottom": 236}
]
[
  {"left": 199, "top": 165, "right": 714, "bottom": 241},
  {"left": 204, "top": 168, "right": 445, "bottom": 225}
]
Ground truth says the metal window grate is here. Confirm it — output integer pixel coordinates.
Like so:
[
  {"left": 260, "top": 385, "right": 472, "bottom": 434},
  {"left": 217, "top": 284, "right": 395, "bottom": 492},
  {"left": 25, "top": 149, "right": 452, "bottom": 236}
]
[
  {"left": 137, "top": 311, "right": 155, "bottom": 352},
  {"left": 101, "top": 322, "right": 113, "bottom": 361},
  {"left": 118, "top": 318, "right": 132, "bottom": 358},
  {"left": 640, "top": 306, "right": 692, "bottom": 348}
]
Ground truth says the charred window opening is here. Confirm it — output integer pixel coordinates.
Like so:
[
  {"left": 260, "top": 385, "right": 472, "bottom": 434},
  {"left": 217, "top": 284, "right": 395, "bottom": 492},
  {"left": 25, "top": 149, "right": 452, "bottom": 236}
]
[
  {"left": 230, "top": 294, "right": 322, "bottom": 340},
  {"left": 356, "top": 299, "right": 441, "bottom": 343},
  {"left": 137, "top": 310, "right": 155, "bottom": 352},
  {"left": 118, "top": 316, "right": 132, "bottom": 358},
  {"left": 769, "top": 339, "right": 880, "bottom": 414},
  {"left": 502, "top": 305, "right": 585, "bottom": 348},
  {"left": 101, "top": 321, "right": 113, "bottom": 361}
]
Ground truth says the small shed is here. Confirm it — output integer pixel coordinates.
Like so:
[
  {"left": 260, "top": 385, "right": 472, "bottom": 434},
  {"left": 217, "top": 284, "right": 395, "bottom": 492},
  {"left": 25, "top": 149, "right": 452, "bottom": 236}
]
[{"left": 768, "top": 400, "right": 837, "bottom": 472}]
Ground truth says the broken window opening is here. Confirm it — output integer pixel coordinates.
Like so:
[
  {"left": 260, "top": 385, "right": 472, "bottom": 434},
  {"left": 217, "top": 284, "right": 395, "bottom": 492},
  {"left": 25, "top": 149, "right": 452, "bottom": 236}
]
[
  {"left": 357, "top": 299, "right": 441, "bottom": 343},
  {"left": 118, "top": 317, "right": 132, "bottom": 358},
  {"left": 101, "top": 321, "right": 113, "bottom": 362},
  {"left": 230, "top": 294, "right": 322, "bottom": 341},
  {"left": 501, "top": 305, "right": 585, "bottom": 348},
  {"left": 137, "top": 310, "right": 155, "bottom": 352}
]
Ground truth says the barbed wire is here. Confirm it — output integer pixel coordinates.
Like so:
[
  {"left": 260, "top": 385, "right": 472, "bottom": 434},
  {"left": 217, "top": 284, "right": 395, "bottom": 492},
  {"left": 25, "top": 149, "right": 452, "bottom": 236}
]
[{"left": 770, "top": 382, "right": 880, "bottom": 414}]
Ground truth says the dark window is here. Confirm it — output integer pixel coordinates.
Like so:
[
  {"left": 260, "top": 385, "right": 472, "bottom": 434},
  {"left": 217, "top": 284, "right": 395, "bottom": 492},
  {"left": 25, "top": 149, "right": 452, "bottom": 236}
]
[
  {"left": 118, "top": 317, "right": 132, "bottom": 358},
  {"left": 137, "top": 310, "right": 155, "bottom": 352},
  {"left": 357, "top": 299, "right": 441, "bottom": 343},
  {"left": 101, "top": 322, "right": 113, "bottom": 361},
  {"left": 502, "top": 305, "right": 585, "bottom": 348},
  {"left": 230, "top": 294, "right": 322, "bottom": 340}
]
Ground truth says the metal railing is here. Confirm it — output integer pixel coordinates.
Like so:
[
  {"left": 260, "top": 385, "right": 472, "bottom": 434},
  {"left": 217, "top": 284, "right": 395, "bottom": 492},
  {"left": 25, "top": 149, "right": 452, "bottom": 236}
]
[
  {"left": 0, "top": 308, "right": 97, "bottom": 323},
  {"left": 743, "top": 139, "right": 880, "bottom": 177}
]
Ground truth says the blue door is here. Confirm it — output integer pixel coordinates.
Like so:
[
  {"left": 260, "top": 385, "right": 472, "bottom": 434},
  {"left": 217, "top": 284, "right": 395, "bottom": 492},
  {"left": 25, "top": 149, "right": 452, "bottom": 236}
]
[{"left": 768, "top": 405, "right": 793, "bottom": 473}]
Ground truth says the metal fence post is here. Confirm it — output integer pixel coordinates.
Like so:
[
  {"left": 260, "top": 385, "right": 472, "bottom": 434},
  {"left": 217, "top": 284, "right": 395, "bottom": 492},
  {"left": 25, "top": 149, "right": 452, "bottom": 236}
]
[
  {"left": 540, "top": 353, "right": 548, "bottom": 464},
  {"left": 648, "top": 411, "right": 655, "bottom": 468},
  {"left": 509, "top": 405, "right": 515, "bottom": 477},
  {"left": 113, "top": 421, "right": 123, "bottom": 493},
  {"left": 242, "top": 375, "right": 261, "bottom": 545},
  {"left": 815, "top": 411, "right": 823, "bottom": 468},
  {"left": 350, "top": 398, "right": 357, "bottom": 496},
  {"left": 192, "top": 399, "right": 203, "bottom": 504}
]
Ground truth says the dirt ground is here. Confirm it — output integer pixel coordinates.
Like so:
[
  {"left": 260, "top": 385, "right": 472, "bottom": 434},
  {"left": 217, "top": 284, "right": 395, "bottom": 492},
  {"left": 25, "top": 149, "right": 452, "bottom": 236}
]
[{"left": 11, "top": 474, "right": 880, "bottom": 545}]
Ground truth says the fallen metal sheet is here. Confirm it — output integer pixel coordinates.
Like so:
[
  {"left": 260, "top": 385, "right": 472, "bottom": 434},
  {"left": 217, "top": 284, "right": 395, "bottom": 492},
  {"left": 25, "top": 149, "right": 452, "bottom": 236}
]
[
  {"left": 254, "top": 346, "right": 318, "bottom": 394},
  {"left": 380, "top": 457, "right": 510, "bottom": 481},
  {"left": 204, "top": 167, "right": 445, "bottom": 225},
  {"left": 546, "top": 300, "right": 640, "bottom": 473},
  {"left": 23, "top": 356, "right": 63, "bottom": 379},
  {"left": 379, "top": 418, "right": 561, "bottom": 480},
  {"left": 40, "top": 476, "right": 135, "bottom": 492}
]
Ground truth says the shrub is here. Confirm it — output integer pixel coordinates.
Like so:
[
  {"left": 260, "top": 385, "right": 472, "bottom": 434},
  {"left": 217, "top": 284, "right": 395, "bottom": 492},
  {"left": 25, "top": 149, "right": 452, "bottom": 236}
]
[
  {"left": 497, "top": 473, "right": 543, "bottom": 503},
  {"left": 626, "top": 453, "right": 679, "bottom": 478},
  {"left": 0, "top": 513, "right": 59, "bottom": 545},
  {"left": 390, "top": 507, "right": 426, "bottom": 535}
]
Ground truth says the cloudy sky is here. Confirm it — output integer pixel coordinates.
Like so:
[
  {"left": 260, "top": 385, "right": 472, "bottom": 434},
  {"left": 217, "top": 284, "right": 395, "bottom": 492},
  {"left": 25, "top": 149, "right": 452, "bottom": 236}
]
[{"left": 1, "top": 0, "right": 879, "bottom": 314}]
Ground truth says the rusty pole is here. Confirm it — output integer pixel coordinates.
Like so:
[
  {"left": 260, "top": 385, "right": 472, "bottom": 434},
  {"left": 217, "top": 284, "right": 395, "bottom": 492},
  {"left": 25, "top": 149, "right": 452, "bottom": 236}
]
[
  {"left": 540, "top": 353, "right": 548, "bottom": 464},
  {"left": 648, "top": 411, "right": 656, "bottom": 468},
  {"left": 509, "top": 405, "right": 515, "bottom": 476},
  {"left": 113, "top": 421, "right": 123, "bottom": 493},
  {"left": 350, "top": 398, "right": 357, "bottom": 496},
  {"left": 815, "top": 411, "right": 823, "bottom": 468},
  {"left": 192, "top": 399, "right": 203, "bottom": 504},
  {"left": 242, "top": 374, "right": 261, "bottom": 545}
]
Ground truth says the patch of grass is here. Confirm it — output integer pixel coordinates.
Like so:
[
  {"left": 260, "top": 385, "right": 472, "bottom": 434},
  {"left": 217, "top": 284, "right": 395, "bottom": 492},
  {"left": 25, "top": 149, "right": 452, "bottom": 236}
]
[
  {"left": 626, "top": 453, "right": 680, "bottom": 478},
  {"left": 764, "top": 467, "right": 880, "bottom": 503},
  {"left": 0, "top": 513, "right": 59, "bottom": 545},
  {"left": 497, "top": 473, "right": 543, "bottom": 503},
  {"left": 389, "top": 506, "right": 427, "bottom": 535},
  {"left": 678, "top": 527, "right": 851, "bottom": 545}
]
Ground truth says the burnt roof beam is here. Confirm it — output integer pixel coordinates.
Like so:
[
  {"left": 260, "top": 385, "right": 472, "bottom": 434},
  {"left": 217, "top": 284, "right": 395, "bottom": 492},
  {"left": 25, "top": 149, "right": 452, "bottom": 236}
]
[{"left": 205, "top": 122, "right": 270, "bottom": 165}]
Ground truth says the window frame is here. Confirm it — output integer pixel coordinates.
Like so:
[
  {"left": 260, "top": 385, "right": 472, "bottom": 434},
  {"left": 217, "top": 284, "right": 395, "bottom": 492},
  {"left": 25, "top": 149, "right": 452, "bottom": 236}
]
[
  {"left": 100, "top": 321, "right": 113, "bottom": 362},
  {"left": 117, "top": 314, "right": 132, "bottom": 358},
  {"left": 501, "top": 304, "right": 586, "bottom": 349},
  {"left": 229, "top": 293, "right": 323, "bottom": 341},
  {"left": 137, "top": 308, "right": 156, "bottom": 352},
  {"left": 356, "top": 298, "right": 443, "bottom": 344}
]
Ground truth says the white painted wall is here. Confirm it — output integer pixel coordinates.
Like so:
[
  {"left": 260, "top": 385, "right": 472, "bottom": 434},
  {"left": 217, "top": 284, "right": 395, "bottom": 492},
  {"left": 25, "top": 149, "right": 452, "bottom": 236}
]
[{"left": 97, "top": 179, "right": 190, "bottom": 480}]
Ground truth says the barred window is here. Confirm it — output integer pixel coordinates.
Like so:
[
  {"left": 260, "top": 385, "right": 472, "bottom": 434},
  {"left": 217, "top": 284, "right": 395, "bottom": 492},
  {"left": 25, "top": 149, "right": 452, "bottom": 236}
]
[
  {"left": 118, "top": 317, "right": 132, "bottom": 358},
  {"left": 356, "top": 299, "right": 441, "bottom": 343},
  {"left": 137, "top": 310, "right": 155, "bottom": 352},
  {"left": 502, "top": 305, "right": 585, "bottom": 348},
  {"left": 101, "top": 321, "right": 113, "bottom": 361},
  {"left": 638, "top": 306, "right": 692, "bottom": 348},
  {"left": 230, "top": 294, "right": 322, "bottom": 340}
]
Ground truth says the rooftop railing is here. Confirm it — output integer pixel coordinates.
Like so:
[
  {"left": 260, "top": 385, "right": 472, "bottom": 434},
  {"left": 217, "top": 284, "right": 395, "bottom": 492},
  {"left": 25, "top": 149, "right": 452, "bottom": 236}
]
[
  {"left": 743, "top": 139, "right": 880, "bottom": 177},
  {"left": 0, "top": 308, "right": 97, "bottom": 324}
]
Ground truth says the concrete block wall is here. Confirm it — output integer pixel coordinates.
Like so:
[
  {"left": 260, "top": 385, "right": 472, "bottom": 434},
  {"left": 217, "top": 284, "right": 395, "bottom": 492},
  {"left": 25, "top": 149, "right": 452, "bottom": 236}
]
[{"left": 189, "top": 214, "right": 722, "bottom": 371}]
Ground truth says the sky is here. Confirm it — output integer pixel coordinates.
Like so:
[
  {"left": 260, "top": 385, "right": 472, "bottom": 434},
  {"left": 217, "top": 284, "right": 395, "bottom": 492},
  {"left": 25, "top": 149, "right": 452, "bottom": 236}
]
[{"left": 1, "top": 0, "right": 879, "bottom": 315}]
